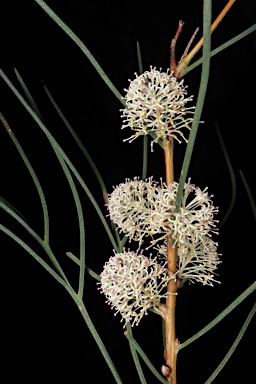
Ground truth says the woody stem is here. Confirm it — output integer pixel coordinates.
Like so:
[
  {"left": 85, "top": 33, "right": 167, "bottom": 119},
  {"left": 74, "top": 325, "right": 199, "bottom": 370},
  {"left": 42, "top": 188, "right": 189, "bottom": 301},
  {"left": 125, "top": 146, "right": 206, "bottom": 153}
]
[{"left": 163, "top": 138, "right": 178, "bottom": 383}]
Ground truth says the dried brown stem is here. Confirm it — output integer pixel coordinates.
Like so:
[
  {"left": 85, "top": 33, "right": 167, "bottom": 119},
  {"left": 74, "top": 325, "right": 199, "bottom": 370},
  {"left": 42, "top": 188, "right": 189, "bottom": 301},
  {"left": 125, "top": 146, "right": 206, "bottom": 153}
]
[
  {"left": 170, "top": 21, "right": 184, "bottom": 73},
  {"left": 175, "top": 0, "right": 236, "bottom": 78}
]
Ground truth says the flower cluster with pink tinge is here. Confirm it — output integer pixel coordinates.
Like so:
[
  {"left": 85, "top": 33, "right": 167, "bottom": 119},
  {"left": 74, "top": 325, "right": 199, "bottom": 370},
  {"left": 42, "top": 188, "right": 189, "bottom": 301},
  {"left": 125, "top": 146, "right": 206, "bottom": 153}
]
[
  {"left": 98, "top": 251, "right": 175, "bottom": 327},
  {"left": 98, "top": 178, "right": 220, "bottom": 326},
  {"left": 120, "top": 67, "right": 195, "bottom": 149}
]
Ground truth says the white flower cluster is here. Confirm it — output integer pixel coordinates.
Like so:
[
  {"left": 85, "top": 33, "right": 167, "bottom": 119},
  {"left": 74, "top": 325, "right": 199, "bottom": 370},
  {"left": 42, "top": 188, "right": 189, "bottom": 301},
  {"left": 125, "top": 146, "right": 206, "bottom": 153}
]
[
  {"left": 107, "top": 177, "right": 167, "bottom": 244},
  {"left": 99, "top": 178, "right": 220, "bottom": 325},
  {"left": 108, "top": 178, "right": 218, "bottom": 246},
  {"left": 107, "top": 178, "right": 220, "bottom": 286},
  {"left": 159, "top": 181, "right": 219, "bottom": 246},
  {"left": 98, "top": 251, "right": 174, "bottom": 327},
  {"left": 120, "top": 67, "right": 194, "bottom": 148},
  {"left": 98, "top": 68, "right": 220, "bottom": 326},
  {"left": 157, "top": 238, "right": 220, "bottom": 286}
]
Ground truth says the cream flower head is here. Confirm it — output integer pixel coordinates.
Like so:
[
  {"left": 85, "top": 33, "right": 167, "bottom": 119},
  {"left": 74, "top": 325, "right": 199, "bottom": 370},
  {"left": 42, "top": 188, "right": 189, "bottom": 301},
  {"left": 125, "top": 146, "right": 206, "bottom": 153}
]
[
  {"left": 107, "top": 178, "right": 218, "bottom": 248},
  {"left": 157, "top": 179, "right": 219, "bottom": 246},
  {"left": 120, "top": 67, "right": 194, "bottom": 149},
  {"left": 156, "top": 238, "right": 221, "bottom": 286},
  {"left": 107, "top": 177, "right": 167, "bottom": 245},
  {"left": 98, "top": 251, "right": 174, "bottom": 326}
]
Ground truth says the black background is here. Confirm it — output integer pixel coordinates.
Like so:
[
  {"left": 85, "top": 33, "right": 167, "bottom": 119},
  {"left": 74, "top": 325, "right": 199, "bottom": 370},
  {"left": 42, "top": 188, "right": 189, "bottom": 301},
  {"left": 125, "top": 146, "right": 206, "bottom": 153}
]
[{"left": 1, "top": 1, "right": 256, "bottom": 383}]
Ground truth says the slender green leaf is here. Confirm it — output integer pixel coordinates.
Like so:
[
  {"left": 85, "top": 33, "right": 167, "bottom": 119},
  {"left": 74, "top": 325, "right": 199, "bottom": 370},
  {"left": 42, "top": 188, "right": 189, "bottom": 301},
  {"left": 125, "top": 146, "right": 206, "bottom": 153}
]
[
  {"left": 0, "top": 195, "right": 31, "bottom": 227},
  {"left": 136, "top": 41, "right": 143, "bottom": 75},
  {"left": 14, "top": 68, "right": 44, "bottom": 121},
  {"left": 178, "top": 281, "right": 256, "bottom": 351},
  {"left": 66, "top": 251, "right": 80, "bottom": 266},
  {"left": 136, "top": 41, "right": 148, "bottom": 181},
  {"left": 33, "top": 0, "right": 124, "bottom": 105},
  {"left": 44, "top": 86, "right": 122, "bottom": 249},
  {"left": 0, "top": 223, "right": 67, "bottom": 287},
  {"left": 126, "top": 323, "right": 147, "bottom": 384},
  {"left": 0, "top": 224, "right": 123, "bottom": 384},
  {"left": 54, "top": 146, "right": 118, "bottom": 251},
  {"left": 74, "top": 299, "right": 124, "bottom": 384},
  {"left": 0, "top": 113, "right": 50, "bottom": 243},
  {"left": 204, "top": 303, "right": 256, "bottom": 384},
  {"left": 44, "top": 85, "right": 107, "bottom": 196},
  {"left": 66, "top": 252, "right": 101, "bottom": 281},
  {"left": 120, "top": 234, "right": 128, "bottom": 249},
  {"left": 53, "top": 150, "right": 86, "bottom": 298},
  {"left": 0, "top": 199, "right": 70, "bottom": 284},
  {"left": 240, "top": 170, "right": 256, "bottom": 221},
  {"left": 86, "top": 266, "right": 101, "bottom": 282},
  {"left": 0, "top": 68, "right": 119, "bottom": 252},
  {"left": 183, "top": 24, "right": 256, "bottom": 77},
  {"left": 125, "top": 331, "right": 168, "bottom": 384},
  {"left": 215, "top": 122, "right": 236, "bottom": 228},
  {"left": 175, "top": 0, "right": 212, "bottom": 211},
  {"left": 142, "top": 135, "right": 148, "bottom": 181}
]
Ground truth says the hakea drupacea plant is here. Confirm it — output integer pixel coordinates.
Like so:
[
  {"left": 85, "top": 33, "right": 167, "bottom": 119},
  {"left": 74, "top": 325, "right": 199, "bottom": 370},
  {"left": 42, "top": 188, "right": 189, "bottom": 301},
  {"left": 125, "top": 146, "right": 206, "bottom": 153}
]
[
  {"left": 98, "top": 2, "right": 247, "bottom": 376},
  {"left": 99, "top": 67, "right": 221, "bottom": 328},
  {"left": 2, "top": 2, "right": 255, "bottom": 384},
  {"left": 97, "top": 61, "right": 222, "bottom": 382}
]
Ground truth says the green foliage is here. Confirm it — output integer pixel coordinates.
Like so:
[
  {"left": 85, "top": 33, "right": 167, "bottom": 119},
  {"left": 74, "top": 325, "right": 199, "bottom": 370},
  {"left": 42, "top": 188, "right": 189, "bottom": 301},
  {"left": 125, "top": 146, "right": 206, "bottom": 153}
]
[{"left": 1, "top": 1, "right": 255, "bottom": 383}]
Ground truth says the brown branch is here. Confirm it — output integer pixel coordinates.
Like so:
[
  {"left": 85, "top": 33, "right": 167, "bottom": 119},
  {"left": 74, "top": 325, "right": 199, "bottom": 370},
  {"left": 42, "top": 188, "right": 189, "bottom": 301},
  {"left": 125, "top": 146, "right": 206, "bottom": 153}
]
[
  {"left": 170, "top": 21, "right": 184, "bottom": 73},
  {"left": 163, "top": 138, "right": 178, "bottom": 383},
  {"left": 175, "top": 0, "right": 236, "bottom": 78}
]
